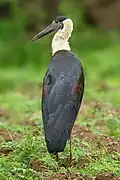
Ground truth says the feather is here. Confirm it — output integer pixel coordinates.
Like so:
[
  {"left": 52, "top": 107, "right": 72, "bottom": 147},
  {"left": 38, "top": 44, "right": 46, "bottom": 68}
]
[{"left": 41, "top": 50, "right": 84, "bottom": 154}]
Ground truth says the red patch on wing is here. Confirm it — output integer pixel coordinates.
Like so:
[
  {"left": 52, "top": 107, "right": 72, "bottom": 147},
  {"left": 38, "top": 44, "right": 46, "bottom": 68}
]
[
  {"left": 40, "top": 84, "right": 46, "bottom": 96},
  {"left": 43, "top": 85, "right": 46, "bottom": 96},
  {"left": 72, "top": 84, "right": 80, "bottom": 94}
]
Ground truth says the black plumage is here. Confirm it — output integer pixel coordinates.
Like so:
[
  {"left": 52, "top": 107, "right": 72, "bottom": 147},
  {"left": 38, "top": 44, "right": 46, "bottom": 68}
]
[
  {"left": 32, "top": 16, "right": 85, "bottom": 166},
  {"left": 42, "top": 50, "right": 84, "bottom": 154},
  {"left": 55, "top": 16, "right": 68, "bottom": 22}
]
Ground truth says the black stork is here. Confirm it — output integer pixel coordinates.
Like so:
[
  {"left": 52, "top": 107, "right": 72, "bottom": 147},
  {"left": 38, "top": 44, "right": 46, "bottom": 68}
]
[{"left": 32, "top": 16, "right": 84, "bottom": 167}]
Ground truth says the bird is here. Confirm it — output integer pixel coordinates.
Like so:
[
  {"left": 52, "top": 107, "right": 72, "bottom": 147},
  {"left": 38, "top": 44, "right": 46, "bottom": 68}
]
[{"left": 32, "top": 16, "right": 84, "bottom": 167}]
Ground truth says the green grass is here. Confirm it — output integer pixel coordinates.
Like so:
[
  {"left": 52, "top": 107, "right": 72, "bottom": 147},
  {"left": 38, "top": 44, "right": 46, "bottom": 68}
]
[{"left": 0, "top": 41, "right": 120, "bottom": 179}]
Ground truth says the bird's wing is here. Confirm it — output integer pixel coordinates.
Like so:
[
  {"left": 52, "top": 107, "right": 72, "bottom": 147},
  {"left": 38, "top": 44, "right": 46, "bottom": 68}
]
[{"left": 42, "top": 67, "right": 84, "bottom": 144}]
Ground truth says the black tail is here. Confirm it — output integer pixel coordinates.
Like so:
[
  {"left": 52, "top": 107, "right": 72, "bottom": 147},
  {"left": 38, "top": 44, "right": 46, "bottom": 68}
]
[{"left": 46, "top": 137, "right": 67, "bottom": 154}]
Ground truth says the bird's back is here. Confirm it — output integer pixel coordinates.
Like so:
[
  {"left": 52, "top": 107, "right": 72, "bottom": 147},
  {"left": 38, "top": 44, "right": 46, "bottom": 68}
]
[{"left": 42, "top": 50, "right": 84, "bottom": 154}]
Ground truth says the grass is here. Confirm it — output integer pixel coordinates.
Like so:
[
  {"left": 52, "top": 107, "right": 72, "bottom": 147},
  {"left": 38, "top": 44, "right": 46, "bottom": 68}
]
[{"left": 0, "top": 40, "right": 120, "bottom": 179}]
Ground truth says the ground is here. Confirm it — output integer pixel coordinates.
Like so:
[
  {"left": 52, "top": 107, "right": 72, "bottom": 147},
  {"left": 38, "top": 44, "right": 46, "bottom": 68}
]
[{"left": 0, "top": 63, "right": 120, "bottom": 179}]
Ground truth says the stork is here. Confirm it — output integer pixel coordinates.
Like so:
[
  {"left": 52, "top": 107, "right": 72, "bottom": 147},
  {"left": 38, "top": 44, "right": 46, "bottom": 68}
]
[{"left": 32, "top": 16, "right": 85, "bottom": 167}]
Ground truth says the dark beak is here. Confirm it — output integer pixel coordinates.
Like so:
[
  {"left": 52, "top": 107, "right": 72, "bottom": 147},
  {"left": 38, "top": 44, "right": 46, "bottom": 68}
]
[{"left": 32, "top": 21, "right": 62, "bottom": 41}]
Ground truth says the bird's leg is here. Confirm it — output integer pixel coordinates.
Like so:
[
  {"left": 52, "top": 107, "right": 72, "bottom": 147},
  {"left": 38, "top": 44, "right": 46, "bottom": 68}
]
[
  {"left": 56, "top": 152, "right": 59, "bottom": 162},
  {"left": 70, "top": 133, "right": 72, "bottom": 168}
]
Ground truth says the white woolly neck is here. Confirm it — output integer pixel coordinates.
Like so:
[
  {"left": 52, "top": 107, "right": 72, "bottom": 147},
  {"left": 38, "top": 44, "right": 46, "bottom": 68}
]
[{"left": 52, "top": 18, "right": 73, "bottom": 55}]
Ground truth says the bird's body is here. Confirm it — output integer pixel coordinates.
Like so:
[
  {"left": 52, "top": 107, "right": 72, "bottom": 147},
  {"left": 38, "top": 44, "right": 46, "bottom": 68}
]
[
  {"left": 42, "top": 50, "right": 84, "bottom": 154},
  {"left": 32, "top": 16, "right": 85, "bottom": 166}
]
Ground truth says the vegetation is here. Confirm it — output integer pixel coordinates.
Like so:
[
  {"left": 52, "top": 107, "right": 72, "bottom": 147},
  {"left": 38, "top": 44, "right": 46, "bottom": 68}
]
[{"left": 0, "top": 0, "right": 120, "bottom": 179}]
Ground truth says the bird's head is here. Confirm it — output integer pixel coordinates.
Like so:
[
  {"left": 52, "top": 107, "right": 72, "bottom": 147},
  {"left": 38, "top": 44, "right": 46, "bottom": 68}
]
[{"left": 32, "top": 16, "right": 73, "bottom": 41}]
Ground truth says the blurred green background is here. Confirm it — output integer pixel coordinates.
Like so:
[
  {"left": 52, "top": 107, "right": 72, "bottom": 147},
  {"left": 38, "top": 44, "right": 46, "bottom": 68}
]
[{"left": 0, "top": 0, "right": 120, "bottom": 105}]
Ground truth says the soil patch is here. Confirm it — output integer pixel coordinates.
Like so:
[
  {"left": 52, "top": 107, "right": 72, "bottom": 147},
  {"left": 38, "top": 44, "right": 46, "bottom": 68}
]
[
  {"left": 52, "top": 172, "right": 92, "bottom": 180},
  {"left": 75, "top": 157, "right": 90, "bottom": 168},
  {"left": 29, "top": 158, "right": 48, "bottom": 172},
  {"left": 29, "top": 159, "right": 92, "bottom": 179},
  {"left": 73, "top": 124, "right": 95, "bottom": 140},
  {"left": 0, "top": 128, "right": 22, "bottom": 143},
  {"left": 95, "top": 172, "right": 119, "bottom": 180},
  {"left": 98, "top": 135, "right": 120, "bottom": 153},
  {"left": 0, "top": 147, "right": 12, "bottom": 156},
  {"left": 73, "top": 124, "right": 120, "bottom": 153}
]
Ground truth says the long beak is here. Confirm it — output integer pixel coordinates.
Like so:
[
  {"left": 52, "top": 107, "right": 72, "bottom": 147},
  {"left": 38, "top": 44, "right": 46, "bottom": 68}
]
[{"left": 32, "top": 22, "right": 62, "bottom": 41}]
